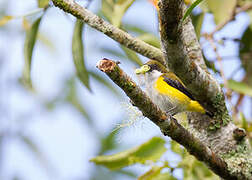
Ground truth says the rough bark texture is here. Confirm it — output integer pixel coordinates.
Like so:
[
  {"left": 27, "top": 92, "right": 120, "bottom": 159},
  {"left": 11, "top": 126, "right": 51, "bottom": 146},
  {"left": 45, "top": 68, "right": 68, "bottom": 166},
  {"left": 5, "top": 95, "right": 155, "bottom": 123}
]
[
  {"left": 158, "top": 0, "right": 252, "bottom": 179},
  {"left": 52, "top": 0, "right": 252, "bottom": 179},
  {"left": 97, "top": 59, "right": 236, "bottom": 180}
]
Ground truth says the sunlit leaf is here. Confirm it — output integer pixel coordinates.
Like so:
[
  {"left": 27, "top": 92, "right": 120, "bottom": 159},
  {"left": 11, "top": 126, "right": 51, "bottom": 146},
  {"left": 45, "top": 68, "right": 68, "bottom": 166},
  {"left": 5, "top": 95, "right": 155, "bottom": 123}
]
[
  {"left": 121, "top": 45, "right": 142, "bottom": 66},
  {"left": 112, "top": 0, "right": 135, "bottom": 27},
  {"left": 99, "top": 128, "right": 119, "bottom": 155},
  {"left": 90, "top": 137, "right": 166, "bottom": 170},
  {"left": 179, "top": 153, "right": 219, "bottom": 179},
  {"left": 191, "top": 13, "right": 205, "bottom": 39},
  {"left": 227, "top": 79, "right": 252, "bottom": 97},
  {"left": 22, "top": 17, "right": 30, "bottom": 30},
  {"left": 72, "top": 19, "right": 91, "bottom": 91},
  {"left": 101, "top": 0, "right": 114, "bottom": 21},
  {"left": 22, "top": 16, "right": 42, "bottom": 90},
  {"left": 102, "top": 0, "right": 135, "bottom": 27},
  {"left": 0, "top": 15, "right": 13, "bottom": 26},
  {"left": 170, "top": 140, "right": 184, "bottom": 155},
  {"left": 205, "top": 0, "right": 236, "bottom": 26},
  {"left": 138, "top": 166, "right": 163, "bottom": 180},
  {"left": 37, "top": 0, "right": 49, "bottom": 8},
  {"left": 182, "top": 0, "right": 204, "bottom": 22},
  {"left": 138, "top": 33, "right": 160, "bottom": 48}
]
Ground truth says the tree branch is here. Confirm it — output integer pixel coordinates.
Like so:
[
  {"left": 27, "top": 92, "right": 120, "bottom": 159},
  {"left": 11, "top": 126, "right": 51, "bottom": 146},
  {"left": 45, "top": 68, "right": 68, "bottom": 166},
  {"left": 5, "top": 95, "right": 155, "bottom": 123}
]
[
  {"left": 52, "top": 0, "right": 165, "bottom": 64},
  {"left": 96, "top": 58, "right": 240, "bottom": 180},
  {"left": 158, "top": 0, "right": 228, "bottom": 120},
  {"left": 158, "top": 1, "right": 252, "bottom": 179}
]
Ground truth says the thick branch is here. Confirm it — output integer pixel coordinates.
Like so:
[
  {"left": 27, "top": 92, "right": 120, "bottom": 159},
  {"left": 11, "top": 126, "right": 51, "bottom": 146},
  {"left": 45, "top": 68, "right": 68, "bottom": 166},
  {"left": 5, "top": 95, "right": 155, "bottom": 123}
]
[
  {"left": 158, "top": 0, "right": 228, "bottom": 119},
  {"left": 52, "top": 0, "right": 165, "bottom": 64},
  {"left": 96, "top": 58, "right": 238, "bottom": 180}
]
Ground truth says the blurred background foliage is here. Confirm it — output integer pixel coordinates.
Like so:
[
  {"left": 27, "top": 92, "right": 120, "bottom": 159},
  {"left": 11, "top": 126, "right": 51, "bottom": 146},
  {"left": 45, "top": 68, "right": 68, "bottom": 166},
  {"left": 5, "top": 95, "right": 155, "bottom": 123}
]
[{"left": 0, "top": 0, "right": 252, "bottom": 179}]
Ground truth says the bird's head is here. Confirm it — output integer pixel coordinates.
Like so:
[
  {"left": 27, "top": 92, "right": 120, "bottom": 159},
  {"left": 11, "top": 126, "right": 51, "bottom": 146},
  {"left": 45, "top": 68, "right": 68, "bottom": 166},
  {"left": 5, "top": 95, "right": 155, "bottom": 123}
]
[{"left": 135, "top": 60, "right": 168, "bottom": 75}]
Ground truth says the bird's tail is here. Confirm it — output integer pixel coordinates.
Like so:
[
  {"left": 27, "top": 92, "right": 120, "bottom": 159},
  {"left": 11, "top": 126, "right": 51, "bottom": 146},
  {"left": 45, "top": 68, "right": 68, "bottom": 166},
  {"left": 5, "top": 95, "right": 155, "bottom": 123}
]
[
  {"left": 188, "top": 100, "right": 206, "bottom": 114},
  {"left": 188, "top": 100, "right": 213, "bottom": 117}
]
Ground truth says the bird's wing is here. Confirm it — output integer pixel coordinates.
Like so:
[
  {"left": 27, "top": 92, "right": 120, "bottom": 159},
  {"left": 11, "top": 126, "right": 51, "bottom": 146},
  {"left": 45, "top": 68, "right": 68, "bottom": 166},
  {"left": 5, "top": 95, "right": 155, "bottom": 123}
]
[{"left": 162, "top": 75, "right": 195, "bottom": 100}]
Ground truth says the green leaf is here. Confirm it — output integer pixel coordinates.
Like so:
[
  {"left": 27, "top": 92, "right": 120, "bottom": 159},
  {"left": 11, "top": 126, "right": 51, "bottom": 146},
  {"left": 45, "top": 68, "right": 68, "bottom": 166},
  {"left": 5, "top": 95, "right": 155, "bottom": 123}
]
[
  {"left": 0, "top": 15, "right": 13, "bottom": 26},
  {"left": 138, "top": 166, "right": 173, "bottom": 180},
  {"left": 111, "top": 0, "right": 135, "bottom": 27},
  {"left": 90, "top": 137, "right": 166, "bottom": 170},
  {"left": 121, "top": 45, "right": 143, "bottom": 66},
  {"left": 37, "top": 0, "right": 49, "bottom": 8},
  {"left": 99, "top": 128, "right": 119, "bottom": 155},
  {"left": 205, "top": 0, "right": 236, "bottom": 26},
  {"left": 182, "top": 0, "right": 204, "bottom": 22},
  {"left": 179, "top": 153, "right": 225, "bottom": 180},
  {"left": 191, "top": 13, "right": 205, "bottom": 39},
  {"left": 102, "top": 0, "right": 136, "bottom": 27},
  {"left": 22, "top": 16, "right": 42, "bottom": 90},
  {"left": 72, "top": 19, "right": 91, "bottom": 91},
  {"left": 153, "top": 172, "right": 177, "bottom": 180},
  {"left": 138, "top": 33, "right": 160, "bottom": 48},
  {"left": 227, "top": 79, "right": 252, "bottom": 97},
  {"left": 170, "top": 140, "right": 184, "bottom": 155},
  {"left": 239, "top": 26, "right": 252, "bottom": 86}
]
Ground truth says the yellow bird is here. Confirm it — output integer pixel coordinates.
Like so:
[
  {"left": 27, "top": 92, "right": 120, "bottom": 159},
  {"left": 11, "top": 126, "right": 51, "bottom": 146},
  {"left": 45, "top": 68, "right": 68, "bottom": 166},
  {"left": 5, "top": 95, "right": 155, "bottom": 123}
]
[{"left": 135, "top": 60, "right": 210, "bottom": 116}]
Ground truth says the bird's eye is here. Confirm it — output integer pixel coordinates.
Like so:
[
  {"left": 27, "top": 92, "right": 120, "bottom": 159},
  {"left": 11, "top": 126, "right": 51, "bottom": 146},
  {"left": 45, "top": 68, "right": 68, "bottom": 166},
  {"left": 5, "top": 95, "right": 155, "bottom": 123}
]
[
  {"left": 135, "top": 65, "right": 151, "bottom": 74},
  {"left": 142, "top": 65, "right": 150, "bottom": 72}
]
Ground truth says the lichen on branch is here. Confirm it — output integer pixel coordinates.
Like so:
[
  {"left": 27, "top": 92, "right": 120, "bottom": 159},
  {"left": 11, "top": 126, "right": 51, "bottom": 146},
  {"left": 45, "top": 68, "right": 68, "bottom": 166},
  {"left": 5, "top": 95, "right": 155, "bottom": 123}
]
[{"left": 96, "top": 58, "right": 237, "bottom": 180}]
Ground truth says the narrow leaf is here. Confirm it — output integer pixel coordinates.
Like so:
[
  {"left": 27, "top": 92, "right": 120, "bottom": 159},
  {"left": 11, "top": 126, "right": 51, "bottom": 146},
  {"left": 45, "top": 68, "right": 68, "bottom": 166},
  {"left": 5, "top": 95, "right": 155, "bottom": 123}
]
[
  {"left": 121, "top": 45, "right": 143, "bottom": 66},
  {"left": 22, "top": 16, "right": 42, "bottom": 90},
  {"left": 182, "top": 0, "right": 204, "bottom": 22},
  {"left": 37, "top": 0, "right": 49, "bottom": 8},
  {"left": 101, "top": 0, "right": 135, "bottom": 27},
  {"left": 138, "top": 166, "right": 163, "bottom": 180},
  {"left": 90, "top": 137, "right": 166, "bottom": 170},
  {"left": 227, "top": 80, "right": 252, "bottom": 97},
  {"left": 112, "top": 0, "right": 135, "bottom": 27},
  {"left": 206, "top": 0, "right": 236, "bottom": 26},
  {"left": 191, "top": 13, "right": 205, "bottom": 39},
  {"left": 170, "top": 140, "right": 184, "bottom": 155},
  {"left": 99, "top": 129, "right": 119, "bottom": 155},
  {"left": 0, "top": 15, "right": 13, "bottom": 26},
  {"left": 138, "top": 33, "right": 160, "bottom": 48},
  {"left": 72, "top": 19, "right": 91, "bottom": 91}
]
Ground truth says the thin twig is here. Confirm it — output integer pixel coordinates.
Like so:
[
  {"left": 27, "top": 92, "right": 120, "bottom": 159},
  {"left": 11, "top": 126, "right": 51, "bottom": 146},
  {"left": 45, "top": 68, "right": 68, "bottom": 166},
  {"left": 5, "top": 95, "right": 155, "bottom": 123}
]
[{"left": 208, "top": 3, "right": 252, "bottom": 36}]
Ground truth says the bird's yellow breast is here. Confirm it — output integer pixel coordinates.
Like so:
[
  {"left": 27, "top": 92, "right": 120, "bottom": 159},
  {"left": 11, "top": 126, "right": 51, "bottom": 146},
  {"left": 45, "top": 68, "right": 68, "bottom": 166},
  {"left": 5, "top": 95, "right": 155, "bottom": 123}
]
[
  {"left": 154, "top": 76, "right": 191, "bottom": 103},
  {"left": 154, "top": 76, "right": 205, "bottom": 114}
]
